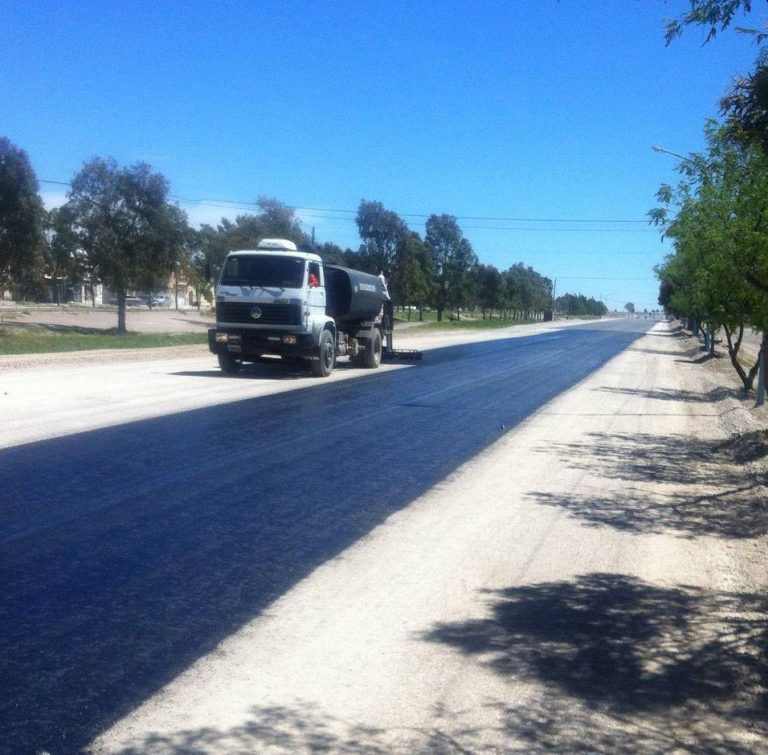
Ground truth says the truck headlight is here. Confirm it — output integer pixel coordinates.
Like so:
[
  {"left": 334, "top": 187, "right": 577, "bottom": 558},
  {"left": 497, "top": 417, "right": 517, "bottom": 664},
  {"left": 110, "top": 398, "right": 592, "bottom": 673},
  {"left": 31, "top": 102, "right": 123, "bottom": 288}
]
[
  {"left": 215, "top": 332, "right": 229, "bottom": 343},
  {"left": 282, "top": 335, "right": 298, "bottom": 345}
]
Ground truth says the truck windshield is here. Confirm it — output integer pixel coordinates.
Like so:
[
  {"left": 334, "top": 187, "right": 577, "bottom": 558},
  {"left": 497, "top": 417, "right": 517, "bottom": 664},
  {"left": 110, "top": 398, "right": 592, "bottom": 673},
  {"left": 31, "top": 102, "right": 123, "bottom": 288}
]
[{"left": 220, "top": 255, "right": 306, "bottom": 288}]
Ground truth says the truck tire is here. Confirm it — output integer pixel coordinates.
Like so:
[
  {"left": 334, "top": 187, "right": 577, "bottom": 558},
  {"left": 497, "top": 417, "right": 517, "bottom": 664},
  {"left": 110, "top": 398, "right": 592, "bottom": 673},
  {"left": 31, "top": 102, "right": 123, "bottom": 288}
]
[
  {"left": 362, "top": 328, "right": 382, "bottom": 368},
  {"left": 312, "top": 329, "right": 335, "bottom": 377},
  {"left": 217, "top": 352, "right": 241, "bottom": 374}
]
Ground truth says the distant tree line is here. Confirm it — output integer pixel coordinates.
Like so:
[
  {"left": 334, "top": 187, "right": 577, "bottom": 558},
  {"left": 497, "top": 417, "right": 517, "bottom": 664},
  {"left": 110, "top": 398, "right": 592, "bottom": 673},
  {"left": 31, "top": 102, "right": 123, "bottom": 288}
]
[
  {"left": 196, "top": 198, "right": 556, "bottom": 323},
  {"left": 554, "top": 293, "right": 607, "bottom": 317},
  {"left": 1, "top": 138, "right": 612, "bottom": 331}
]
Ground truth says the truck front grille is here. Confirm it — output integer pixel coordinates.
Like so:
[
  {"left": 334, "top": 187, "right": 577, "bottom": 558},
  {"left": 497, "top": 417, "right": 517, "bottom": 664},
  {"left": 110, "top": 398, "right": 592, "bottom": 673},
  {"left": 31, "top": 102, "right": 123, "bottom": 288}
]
[{"left": 217, "top": 301, "right": 302, "bottom": 326}]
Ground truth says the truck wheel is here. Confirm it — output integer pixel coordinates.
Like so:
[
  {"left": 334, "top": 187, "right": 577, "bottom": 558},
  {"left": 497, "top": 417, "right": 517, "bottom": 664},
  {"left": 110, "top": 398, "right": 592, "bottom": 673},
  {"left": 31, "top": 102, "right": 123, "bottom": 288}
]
[
  {"left": 218, "top": 353, "right": 241, "bottom": 374},
  {"left": 312, "top": 330, "right": 335, "bottom": 377},
  {"left": 362, "top": 328, "right": 382, "bottom": 368}
]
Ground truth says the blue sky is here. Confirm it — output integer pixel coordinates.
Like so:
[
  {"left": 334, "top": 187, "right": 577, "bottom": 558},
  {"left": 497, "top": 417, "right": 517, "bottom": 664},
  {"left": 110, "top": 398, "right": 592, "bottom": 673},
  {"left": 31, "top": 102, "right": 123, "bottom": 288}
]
[{"left": 2, "top": 0, "right": 762, "bottom": 311}]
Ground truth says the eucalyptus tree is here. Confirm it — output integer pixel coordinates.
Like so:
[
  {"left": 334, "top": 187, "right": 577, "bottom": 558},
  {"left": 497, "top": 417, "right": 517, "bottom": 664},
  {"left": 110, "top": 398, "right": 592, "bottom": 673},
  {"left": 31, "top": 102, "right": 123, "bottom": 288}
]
[
  {"left": 395, "top": 231, "right": 430, "bottom": 319},
  {"left": 355, "top": 200, "right": 409, "bottom": 281},
  {"left": 476, "top": 264, "right": 504, "bottom": 318},
  {"left": 424, "top": 214, "right": 478, "bottom": 321},
  {"left": 215, "top": 198, "right": 310, "bottom": 253},
  {"left": 43, "top": 206, "right": 83, "bottom": 304},
  {"left": 66, "top": 157, "right": 189, "bottom": 333},
  {"left": 0, "top": 137, "right": 44, "bottom": 296}
]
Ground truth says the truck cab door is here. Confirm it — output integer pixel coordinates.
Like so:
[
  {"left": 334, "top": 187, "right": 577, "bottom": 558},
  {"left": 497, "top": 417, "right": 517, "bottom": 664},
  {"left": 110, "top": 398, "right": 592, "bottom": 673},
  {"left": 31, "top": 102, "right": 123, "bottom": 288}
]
[{"left": 306, "top": 261, "right": 326, "bottom": 316}]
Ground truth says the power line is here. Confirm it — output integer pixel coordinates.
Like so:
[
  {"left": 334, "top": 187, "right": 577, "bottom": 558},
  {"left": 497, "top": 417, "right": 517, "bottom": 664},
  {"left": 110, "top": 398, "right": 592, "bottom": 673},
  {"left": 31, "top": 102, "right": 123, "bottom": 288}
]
[
  {"left": 40, "top": 178, "right": 652, "bottom": 226},
  {"left": 556, "top": 276, "right": 656, "bottom": 280}
]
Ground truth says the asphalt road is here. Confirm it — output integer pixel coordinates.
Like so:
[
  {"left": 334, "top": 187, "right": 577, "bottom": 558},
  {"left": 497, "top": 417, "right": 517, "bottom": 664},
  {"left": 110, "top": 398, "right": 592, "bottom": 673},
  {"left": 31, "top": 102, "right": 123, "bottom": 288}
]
[{"left": 0, "top": 319, "right": 655, "bottom": 753}]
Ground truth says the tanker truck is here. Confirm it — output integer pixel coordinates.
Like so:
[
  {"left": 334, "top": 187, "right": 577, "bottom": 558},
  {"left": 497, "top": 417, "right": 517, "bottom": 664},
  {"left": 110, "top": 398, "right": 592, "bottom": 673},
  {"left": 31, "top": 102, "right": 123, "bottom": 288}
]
[{"left": 208, "top": 238, "right": 420, "bottom": 376}]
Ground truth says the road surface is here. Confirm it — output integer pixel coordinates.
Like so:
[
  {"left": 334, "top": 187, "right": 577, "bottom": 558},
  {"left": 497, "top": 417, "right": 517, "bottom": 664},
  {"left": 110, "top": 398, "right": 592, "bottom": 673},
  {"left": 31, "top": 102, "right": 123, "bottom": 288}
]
[{"left": 2, "top": 319, "right": 765, "bottom": 752}]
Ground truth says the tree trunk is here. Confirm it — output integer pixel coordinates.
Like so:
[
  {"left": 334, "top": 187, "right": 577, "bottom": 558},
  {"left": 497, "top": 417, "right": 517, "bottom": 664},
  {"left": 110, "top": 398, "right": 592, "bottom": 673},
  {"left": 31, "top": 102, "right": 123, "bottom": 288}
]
[
  {"left": 723, "top": 324, "right": 760, "bottom": 392},
  {"left": 758, "top": 334, "right": 768, "bottom": 407},
  {"left": 117, "top": 289, "right": 127, "bottom": 334}
]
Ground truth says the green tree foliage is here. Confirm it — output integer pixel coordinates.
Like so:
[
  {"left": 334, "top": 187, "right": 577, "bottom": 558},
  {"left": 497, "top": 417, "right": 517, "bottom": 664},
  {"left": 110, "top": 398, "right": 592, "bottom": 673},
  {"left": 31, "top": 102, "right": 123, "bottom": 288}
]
[
  {"left": 355, "top": 200, "right": 408, "bottom": 277},
  {"left": 652, "top": 123, "right": 768, "bottom": 389},
  {"left": 43, "top": 206, "right": 84, "bottom": 304},
  {"left": 395, "top": 232, "right": 431, "bottom": 318},
  {"left": 424, "top": 214, "right": 478, "bottom": 321},
  {"left": 502, "top": 263, "right": 553, "bottom": 320},
  {"left": 624, "top": 302, "right": 636, "bottom": 314},
  {"left": 65, "top": 157, "right": 189, "bottom": 333},
  {"left": 664, "top": 0, "right": 763, "bottom": 45},
  {"left": 663, "top": 1, "right": 768, "bottom": 151},
  {"left": 720, "top": 50, "right": 768, "bottom": 150},
  {"left": 314, "top": 241, "right": 352, "bottom": 266},
  {"left": 0, "top": 137, "right": 44, "bottom": 296},
  {"left": 476, "top": 264, "right": 504, "bottom": 318},
  {"left": 555, "top": 293, "right": 607, "bottom": 317},
  {"left": 214, "top": 198, "right": 309, "bottom": 252}
]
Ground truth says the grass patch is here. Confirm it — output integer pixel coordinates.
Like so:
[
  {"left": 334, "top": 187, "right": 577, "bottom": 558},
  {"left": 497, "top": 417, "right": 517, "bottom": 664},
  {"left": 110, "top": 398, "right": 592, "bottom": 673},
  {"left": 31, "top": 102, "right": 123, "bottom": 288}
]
[{"left": 0, "top": 329, "right": 208, "bottom": 355}]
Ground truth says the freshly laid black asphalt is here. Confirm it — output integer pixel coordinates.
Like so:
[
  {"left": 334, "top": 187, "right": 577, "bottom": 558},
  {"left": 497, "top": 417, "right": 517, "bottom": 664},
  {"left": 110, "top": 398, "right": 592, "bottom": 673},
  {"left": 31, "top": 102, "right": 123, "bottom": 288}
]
[{"left": 0, "top": 319, "right": 654, "bottom": 753}]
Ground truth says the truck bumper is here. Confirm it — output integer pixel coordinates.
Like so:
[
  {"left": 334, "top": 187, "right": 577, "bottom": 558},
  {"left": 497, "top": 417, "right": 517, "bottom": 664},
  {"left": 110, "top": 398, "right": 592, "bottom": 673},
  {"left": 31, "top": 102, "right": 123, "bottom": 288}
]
[{"left": 208, "top": 327, "right": 315, "bottom": 360}]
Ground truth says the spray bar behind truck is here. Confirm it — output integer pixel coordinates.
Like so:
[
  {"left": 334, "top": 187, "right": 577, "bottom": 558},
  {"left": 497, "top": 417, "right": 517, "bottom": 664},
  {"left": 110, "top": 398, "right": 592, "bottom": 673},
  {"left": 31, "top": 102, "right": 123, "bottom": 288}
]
[{"left": 381, "top": 299, "right": 422, "bottom": 362}]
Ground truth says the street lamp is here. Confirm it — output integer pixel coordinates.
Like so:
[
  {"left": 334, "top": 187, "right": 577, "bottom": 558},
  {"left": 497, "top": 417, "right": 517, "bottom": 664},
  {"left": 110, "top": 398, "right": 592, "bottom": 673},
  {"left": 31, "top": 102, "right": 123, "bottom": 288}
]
[{"left": 652, "top": 145, "right": 695, "bottom": 165}]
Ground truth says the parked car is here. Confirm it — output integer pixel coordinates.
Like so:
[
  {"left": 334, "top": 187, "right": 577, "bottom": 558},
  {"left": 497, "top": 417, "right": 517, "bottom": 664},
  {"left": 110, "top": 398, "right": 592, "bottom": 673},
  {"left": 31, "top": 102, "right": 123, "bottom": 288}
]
[{"left": 125, "top": 296, "right": 145, "bottom": 307}]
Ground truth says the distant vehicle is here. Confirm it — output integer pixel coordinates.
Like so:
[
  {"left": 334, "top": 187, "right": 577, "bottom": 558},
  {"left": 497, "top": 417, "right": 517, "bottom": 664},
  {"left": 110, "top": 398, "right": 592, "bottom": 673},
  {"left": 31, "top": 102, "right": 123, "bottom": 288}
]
[
  {"left": 146, "top": 295, "right": 169, "bottom": 307},
  {"left": 125, "top": 296, "right": 145, "bottom": 307}
]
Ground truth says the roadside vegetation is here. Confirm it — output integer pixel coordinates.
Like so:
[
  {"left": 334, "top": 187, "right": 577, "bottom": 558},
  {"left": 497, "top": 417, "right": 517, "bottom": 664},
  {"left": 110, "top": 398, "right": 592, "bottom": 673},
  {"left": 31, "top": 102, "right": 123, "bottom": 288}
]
[
  {"left": 651, "top": 0, "right": 768, "bottom": 401},
  {"left": 0, "top": 327, "right": 207, "bottom": 355}
]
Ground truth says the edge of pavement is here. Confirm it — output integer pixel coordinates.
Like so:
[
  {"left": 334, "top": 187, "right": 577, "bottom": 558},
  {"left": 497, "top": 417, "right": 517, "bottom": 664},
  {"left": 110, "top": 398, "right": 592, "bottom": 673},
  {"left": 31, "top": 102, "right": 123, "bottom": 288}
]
[{"left": 0, "top": 316, "right": 619, "bottom": 371}]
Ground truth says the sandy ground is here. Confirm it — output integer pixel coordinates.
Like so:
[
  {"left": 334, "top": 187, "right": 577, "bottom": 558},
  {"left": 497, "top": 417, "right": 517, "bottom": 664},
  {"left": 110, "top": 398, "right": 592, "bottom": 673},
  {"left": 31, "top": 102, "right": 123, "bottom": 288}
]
[
  {"left": 79, "top": 322, "right": 768, "bottom": 753},
  {"left": 0, "top": 303, "right": 214, "bottom": 334}
]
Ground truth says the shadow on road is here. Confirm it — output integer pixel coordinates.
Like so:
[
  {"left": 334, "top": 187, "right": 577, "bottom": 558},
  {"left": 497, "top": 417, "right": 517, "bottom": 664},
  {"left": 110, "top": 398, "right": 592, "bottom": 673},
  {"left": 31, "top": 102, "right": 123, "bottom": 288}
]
[
  {"left": 114, "top": 572, "right": 768, "bottom": 753},
  {"left": 0, "top": 320, "right": 653, "bottom": 752},
  {"left": 595, "top": 384, "right": 742, "bottom": 404},
  {"left": 424, "top": 573, "right": 768, "bottom": 752},
  {"left": 529, "top": 428, "right": 768, "bottom": 538}
]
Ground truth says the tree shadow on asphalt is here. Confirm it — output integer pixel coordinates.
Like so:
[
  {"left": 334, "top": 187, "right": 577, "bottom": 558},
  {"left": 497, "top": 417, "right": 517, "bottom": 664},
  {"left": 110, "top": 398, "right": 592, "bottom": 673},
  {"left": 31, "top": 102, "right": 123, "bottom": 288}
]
[
  {"left": 529, "top": 430, "right": 768, "bottom": 538},
  {"left": 423, "top": 573, "right": 768, "bottom": 752}
]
